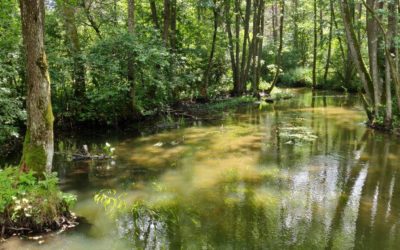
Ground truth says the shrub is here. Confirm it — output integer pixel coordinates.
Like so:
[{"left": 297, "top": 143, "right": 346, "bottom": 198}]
[
  {"left": 279, "top": 67, "right": 312, "bottom": 87},
  {"left": 0, "top": 86, "right": 26, "bottom": 156},
  {"left": 0, "top": 167, "right": 76, "bottom": 237}
]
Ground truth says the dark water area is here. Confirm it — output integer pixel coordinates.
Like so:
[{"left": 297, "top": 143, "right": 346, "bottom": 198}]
[{"left": 3, "top": 89, "right": 400, "bottom": 250}]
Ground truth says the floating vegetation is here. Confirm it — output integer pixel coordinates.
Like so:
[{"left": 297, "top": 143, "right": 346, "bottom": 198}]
[{"left": 279, "top": 126, "right": 318, "bottom": 144}]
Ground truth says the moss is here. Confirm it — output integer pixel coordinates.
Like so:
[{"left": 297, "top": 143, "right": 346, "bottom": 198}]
[
  {"left": 45, "top": 101, "right": 54, "bottom": 129},
  {"left": 21, "top": 131, "right": 47, "bottom": 174}
]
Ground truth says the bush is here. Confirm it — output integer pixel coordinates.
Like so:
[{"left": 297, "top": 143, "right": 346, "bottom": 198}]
[
  {"left": 0, "top": 86, "right": 26, "bottom": 150},
  {"left": 279, "top": 67, "right": 312, "bottom": 87},
  {"left": 0, "top": 167, "right": 76, "bottom": 237}
]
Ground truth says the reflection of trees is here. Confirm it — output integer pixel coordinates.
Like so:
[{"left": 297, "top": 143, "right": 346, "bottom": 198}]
[
  {"left": 324, "top": 131, "right": 400, "bottom": 250},
  {"left": 116, "top": 175, "right": 281, "bottom": 249}
]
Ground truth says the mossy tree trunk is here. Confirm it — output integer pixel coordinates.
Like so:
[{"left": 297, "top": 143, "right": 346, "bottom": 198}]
[{"left": 19, "top": 0, "right": 54, "bottom": 174}]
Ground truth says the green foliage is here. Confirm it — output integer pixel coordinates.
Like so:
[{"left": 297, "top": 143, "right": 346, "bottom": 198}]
[
  {"left": 0, "top": 0, "right": 25, "bottom": 148},
  {"left": 0, "top": 86, "right": 26, "bottom": 145},
  {"left": 280, "top": 67, "right": 312, "bottom": 87},
  {"left": 83, "top": 32, "right": 171, "bottom": 122},
  {"left": 0, "top": 167, "right": 76, "bottom": 228},
  {"left": 94, "top": 189, "right": 127, "bottom": 216}
]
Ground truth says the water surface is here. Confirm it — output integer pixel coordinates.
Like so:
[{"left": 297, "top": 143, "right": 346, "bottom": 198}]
[{"left": 3, "top": 90, "right": 400, "bottom": 250}]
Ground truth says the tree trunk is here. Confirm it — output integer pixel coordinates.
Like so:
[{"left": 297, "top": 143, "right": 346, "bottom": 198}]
[
  {"left": 201, "top": 0, "right": 219, "bottom": 100},
  {"left": 82, "top": 0, "right": 102, "bottom": 39},
  {"left": 225, "top": 0, "right": 238, "bottom": 95},
  {"left": 292, "top": 0, "right": 299, "bottom": 50},
  {"left": 251, "top": 0, "right": 261, "bottom": 94},
  {"left": 266, "top": 0, "right": 284, "bottom": 94},
  {"left": 127, "top": 0, "right": 137, "bottom": 113},
  {"left": 366, "top": 0, "right": 381, "bottom": 116},
  {"left": 170, "top": 0, "right": 177, "bottom": 51},
  {"left": 272, "top": 2, "right": 278, "bottom": 45},
  {"left": 61, "top": 2, "right": 85, "bottom": 98},
  {"left": 312, "top": 0, "right": 318, "bottom": 89},
  {"left": 232, "top": 0, "right": 241, "bottom": 95},
  {"left": 384, "top": 0, "right": 397, "bottom": 126},
  {"left": 19, "top": 0, "right": 54, "bottom": 174},
  {"left": 238, "top": 0, "right": 251, "bottom": 94},
  {"left": 254, "top": 0, "right": 265, "bottom": 94},
  {"left": 339, "top": 0, "right": 374, "bottom": 119},
  {"left": 323, "top": 0, "right": 334, "bottom": 84},
  {"left": 149, "top": 0, "right": 160, "bottom": 30},
  {"left": 163, "top": 0, "right": 171, "bottom": 46}
]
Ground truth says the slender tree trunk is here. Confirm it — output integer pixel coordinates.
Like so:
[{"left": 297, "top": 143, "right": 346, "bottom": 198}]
[
  {"left": 163, "top": 0, "right": 171, "bottom": 46},
  {"left": 19, "top": 0, "right": 54, "bottom": 174},
  {"left": 319, "top": 0, "right": 323, "bottom": 42},
  {"left": 255, "top": 0, "right": 265, "bottom": 93},
  {"left": 113, "top": 0, "right": 118, "bottom": 23},
  {"left": 384, "top": 1, "right": 397, "bottom": 127},
  {"left": 272, "top": 2, "right": 278, "bottom": 45},
  {"left": 233, "top": 0, "right": 241, "bottom": 95},
  {"left": 127, "top": 0, "right": 137, "bottom": 113},
  {"left": 251, "top": 0, "right": 261, "bottom": 94},
  {"left": 312, "top": 0, "right": 318, "bottom": 89},
  {"left": 170, "top": 0, "right": 177, "bottom": 51},
  {"left": 61, "top": 2, "right": 85, "bottom": 98},
  {"left": 266, "top": 0, "right": 284, "bottom": 94},
  {"left": 292, "top": 0, "right": 299, "bottom": 50},
  {"left": 225, "top": 0, "right": 238, "bottom": 95},
  {"left": 366, "top": 0, "right": 381, "bottom": 116},
  {"left": 149, "top": 0, "right": 160, "bottom": 30},
  {"left": 201, "top": 0, "right": 219, "bottom": 100},
  {"left": 238, "top": 0, "right": 251, "bottom": 94},
  {"left": 323, "top": 0, "right": 334, "bottom": 84}
]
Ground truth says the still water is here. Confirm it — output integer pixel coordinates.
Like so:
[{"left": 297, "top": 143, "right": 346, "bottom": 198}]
[{"left": 3, "top": 89, "right": 400, "bottom": 250}]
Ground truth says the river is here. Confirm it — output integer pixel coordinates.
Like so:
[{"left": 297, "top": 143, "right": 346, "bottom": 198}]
[{"left": 2, "top": 89, "right": 400, "bottom": 250}]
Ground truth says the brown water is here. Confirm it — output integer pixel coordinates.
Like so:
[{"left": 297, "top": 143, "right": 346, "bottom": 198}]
[{"left": 3, "top": 89, "right": 400, "bottom": 250}]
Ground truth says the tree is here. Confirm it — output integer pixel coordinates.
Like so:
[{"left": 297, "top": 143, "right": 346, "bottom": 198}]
[
  {"left": 19, "top": 0, "right": 54, "bottom": 174},
  {"left": 60, "top": 0, "right": 85, "bottom": 98},
  {"left": 312, "top": 0, "right": 317, "bottom": 89},
  {"left": 267, "top": 0, "right": 284, "bottom": 94},
  {"left": 128, "top": 0, "right": 137, "bottom": 113},
  {"left": 201, "top": 0, "right": 220, "bottom": 100}
]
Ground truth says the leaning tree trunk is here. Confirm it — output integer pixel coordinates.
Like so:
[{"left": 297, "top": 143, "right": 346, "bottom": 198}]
[
  {"left": 340, "top": 0, "right": 374, "bottom": 120},
  {"left": 19, "top": 0, "right": 54, "bottom": 174}
]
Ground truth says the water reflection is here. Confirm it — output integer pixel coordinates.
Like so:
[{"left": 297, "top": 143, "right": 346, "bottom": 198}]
[{"left": 3, "top": 90, "right": 400, "bottom": 250}]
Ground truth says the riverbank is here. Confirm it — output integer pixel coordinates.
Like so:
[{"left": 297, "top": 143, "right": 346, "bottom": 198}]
[{"left": 0, "top": 89, "right": 295, "bottom": 162}]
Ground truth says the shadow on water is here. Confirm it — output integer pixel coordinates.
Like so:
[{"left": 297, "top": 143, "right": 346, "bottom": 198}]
[{"left": 3, "top": 89, "right": 400, "bottom": 250}]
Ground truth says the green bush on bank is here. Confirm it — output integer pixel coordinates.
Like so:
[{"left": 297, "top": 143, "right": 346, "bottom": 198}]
[{"left": 0, "top": 167, "right": 76, "bottom": 237}]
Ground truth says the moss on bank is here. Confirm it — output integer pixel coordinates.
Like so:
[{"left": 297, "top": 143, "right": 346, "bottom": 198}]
[{"left": 0, "top": 167, "right": 77, "bottom": 239}]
